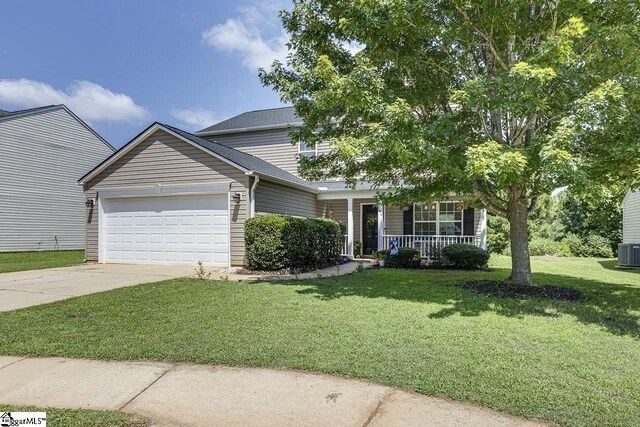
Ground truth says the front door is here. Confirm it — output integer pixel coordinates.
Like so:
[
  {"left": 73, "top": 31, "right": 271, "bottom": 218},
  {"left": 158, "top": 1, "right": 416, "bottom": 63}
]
[{"left": 362, "top": 204, "right": 378, "bottom": 255}]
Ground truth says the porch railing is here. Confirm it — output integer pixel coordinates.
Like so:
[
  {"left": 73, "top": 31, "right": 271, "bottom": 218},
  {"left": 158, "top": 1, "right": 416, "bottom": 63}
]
[
  {"left": 382, "top": 235, "right": 481, "bottom": 259},
  {"left": 341, "top": 235, "right": 349, "bottom": 256}
]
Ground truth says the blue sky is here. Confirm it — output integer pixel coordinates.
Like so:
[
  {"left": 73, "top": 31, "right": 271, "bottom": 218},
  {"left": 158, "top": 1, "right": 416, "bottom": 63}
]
[{"left": 0, "top": 0, "right": 290, "bottom": 148}]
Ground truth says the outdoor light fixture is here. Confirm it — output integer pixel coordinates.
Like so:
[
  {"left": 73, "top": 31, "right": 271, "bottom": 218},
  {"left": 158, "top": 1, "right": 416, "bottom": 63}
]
[
  {"left": 232, "top": 192, "right": 242, "bottom": 203},
  {"left": 85, "top": 199, "right": 95, "bottom": 208}
]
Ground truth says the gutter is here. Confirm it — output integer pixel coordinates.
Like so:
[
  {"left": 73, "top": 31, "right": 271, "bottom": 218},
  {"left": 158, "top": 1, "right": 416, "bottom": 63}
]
[
  {"left": 249, "top": 175, "right": 260, "bottom": 218},
  {"left": 195, "top": 122, "right": 304, "bottom": 137}
]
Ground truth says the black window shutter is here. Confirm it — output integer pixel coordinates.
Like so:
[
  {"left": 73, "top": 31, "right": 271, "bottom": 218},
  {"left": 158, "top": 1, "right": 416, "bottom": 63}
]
[
  {"left": 463, "top": 208, "right": 475, "bottom": 236},
  {"left": 403, "top": 206, "right": 414, "bottom": 235}
]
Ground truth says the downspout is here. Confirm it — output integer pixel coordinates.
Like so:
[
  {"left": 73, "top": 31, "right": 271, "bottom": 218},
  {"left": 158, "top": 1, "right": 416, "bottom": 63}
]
[{"left": 249, "top": 175, "right": 260, "bottom": 218}]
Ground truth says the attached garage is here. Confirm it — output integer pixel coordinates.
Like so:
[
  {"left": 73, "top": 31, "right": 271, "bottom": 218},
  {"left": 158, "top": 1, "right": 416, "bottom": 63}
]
[
  {"left": 79, "top": 122, "right": 316, "bottom": 267},
  {"left": 101, "top": 194, "right": 229, "bottom": 266}
]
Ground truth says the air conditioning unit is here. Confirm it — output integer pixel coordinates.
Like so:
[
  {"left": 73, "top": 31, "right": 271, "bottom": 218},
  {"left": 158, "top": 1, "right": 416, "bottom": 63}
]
[{"left": 618, "top": 243, "right": 640, "bottom": 267}]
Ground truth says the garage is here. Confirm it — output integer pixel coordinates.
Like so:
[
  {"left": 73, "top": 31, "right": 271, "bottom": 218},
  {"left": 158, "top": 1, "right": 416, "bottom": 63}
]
[{"left": 101, "top": 194, "right": 229, "bottom": 266}]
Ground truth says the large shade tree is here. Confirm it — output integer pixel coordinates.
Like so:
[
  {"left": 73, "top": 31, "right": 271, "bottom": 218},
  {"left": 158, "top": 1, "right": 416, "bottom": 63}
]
[{"left": 261, "top": 0, "right": 640, "bottom": 285}]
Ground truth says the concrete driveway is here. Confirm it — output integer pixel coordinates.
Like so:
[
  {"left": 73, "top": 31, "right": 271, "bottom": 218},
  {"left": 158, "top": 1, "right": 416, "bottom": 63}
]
[{"left": 0, "top": 264, "right": 195, "bottom": 312}]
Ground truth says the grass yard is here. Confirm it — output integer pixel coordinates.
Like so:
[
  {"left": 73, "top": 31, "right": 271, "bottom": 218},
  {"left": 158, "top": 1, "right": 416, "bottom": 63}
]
[
  {"left": 0, "top": 256, "right": 639, "bottom": 426},
  {"left": 0, "top": 405, "right": 149, "bottom": 427},
  {"left": 0, "top": 250, "right": 84, "bottom": 273}
]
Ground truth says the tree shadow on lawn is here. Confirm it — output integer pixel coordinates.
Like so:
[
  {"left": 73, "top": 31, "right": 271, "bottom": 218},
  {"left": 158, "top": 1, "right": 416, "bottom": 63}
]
[
  {"left": 287, "top": 268, "right": 640, "bottom": 339},
  {"left": 598, "top": 259, "right": 640, "bottom": 274}
]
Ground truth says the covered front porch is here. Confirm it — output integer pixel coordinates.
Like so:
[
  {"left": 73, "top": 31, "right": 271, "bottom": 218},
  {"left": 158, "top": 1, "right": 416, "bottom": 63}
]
[{"left": 318, "top": 191, "right": 487, "bottom": 259}]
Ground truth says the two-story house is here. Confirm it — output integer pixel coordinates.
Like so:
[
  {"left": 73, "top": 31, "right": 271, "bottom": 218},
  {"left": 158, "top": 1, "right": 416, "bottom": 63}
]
[
  {"left": 78, "top": 107, "right": 487, "bottom": 267},
  {"left": 1, "top": 104, "right": 114, "bottom": 252}
]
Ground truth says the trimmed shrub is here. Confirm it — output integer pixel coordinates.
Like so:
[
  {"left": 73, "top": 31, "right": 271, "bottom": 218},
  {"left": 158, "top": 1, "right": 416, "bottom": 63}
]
[
  {"left": 441, "top": 244, "right": 490, "bottom": 269},
  {"left": 245, "top": 214, "right": 346, "bottom": 271},
  {"left": 561, "top": 233, "right": 614, "bottom": 258},
  {"left": 528, "top": 238, "right": 564, "bottom": 256},
  {"left": 376, "top": 247, "right": 421, "bottom": 268}
]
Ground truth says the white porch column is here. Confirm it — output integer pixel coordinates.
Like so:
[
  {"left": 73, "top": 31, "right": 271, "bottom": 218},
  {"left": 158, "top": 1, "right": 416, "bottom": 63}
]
[
  {"left": 347, "top": 196, "right": 354, "bottom": 258},
  {"left": 480, "top": 208, "right": 488, "bottom": 250},
  {"left": 377, "top": 202, "right": 384, "bottom": 251}
]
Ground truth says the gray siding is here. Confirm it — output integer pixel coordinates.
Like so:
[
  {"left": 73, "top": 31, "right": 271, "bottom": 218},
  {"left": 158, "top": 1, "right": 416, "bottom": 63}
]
[
  {"left": 207, "top": 128, "right": 330, "bottom": 177},
  {"left": 622, "top": 190, "right": 640, "bottom": 243},
  {"left": 0, "top": 107, "right": 113, "bottom": 252},
  {"left": 84, "top": 129, "right": 249, "bottom": 265},
  {"left": 255, "top": 179, "right": 321, "bottom": 218}
]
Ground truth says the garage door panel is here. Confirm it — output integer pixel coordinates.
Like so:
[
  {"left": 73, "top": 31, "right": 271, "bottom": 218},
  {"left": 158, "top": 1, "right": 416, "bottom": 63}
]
[{"left": 103, "top": 194, "right": 229, "bottom": 267}]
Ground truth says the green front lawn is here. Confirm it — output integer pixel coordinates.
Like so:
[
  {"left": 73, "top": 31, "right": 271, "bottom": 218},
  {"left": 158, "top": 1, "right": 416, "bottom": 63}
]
[
  {"left": 1, "top": 256, "right": 639, "bottom": 426},
  {"left": 0, "top": 250, "right": 84, "bottom": 273},
  {"left": 0, "top": 405, "right": 149, "bottom": 427}
]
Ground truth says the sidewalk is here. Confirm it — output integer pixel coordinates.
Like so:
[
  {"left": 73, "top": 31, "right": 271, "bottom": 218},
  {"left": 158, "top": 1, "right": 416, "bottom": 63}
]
[{"left": 0, "top": 356, "right": 547, "bottom": 427}]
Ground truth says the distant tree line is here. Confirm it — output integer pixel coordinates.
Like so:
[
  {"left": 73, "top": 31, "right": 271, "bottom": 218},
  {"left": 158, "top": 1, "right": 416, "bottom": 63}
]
[{"left": 488, "top": 186, "right": 625, "bottom": 258}]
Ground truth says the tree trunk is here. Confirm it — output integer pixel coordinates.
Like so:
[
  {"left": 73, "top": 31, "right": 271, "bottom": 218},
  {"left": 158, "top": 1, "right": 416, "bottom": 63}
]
[{"left": 506, "top": 192, "right": 533, "bottom": 286}]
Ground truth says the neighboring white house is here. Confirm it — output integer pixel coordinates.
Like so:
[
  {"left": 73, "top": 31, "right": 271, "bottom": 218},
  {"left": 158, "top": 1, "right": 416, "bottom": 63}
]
[
  {"left": 622, "top": 189, "right": 640, "bottom": 244},
  {"left": 0, "top": 105, "right": 114, "bottom": 252}
]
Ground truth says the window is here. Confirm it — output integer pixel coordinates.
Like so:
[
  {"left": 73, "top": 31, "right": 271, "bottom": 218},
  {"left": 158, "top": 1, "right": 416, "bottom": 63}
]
[
  {"left": 438, "top": 202, "right": 463, "bottom": 235},
  {"left": 298, "top": 141, "right": 317, "bottom": 158},
  {"left": 414, "top": 203, "right": 437, "bottom": 235},
  {"left": 413, "top": 202, "right": 463, "bottom": 236}
]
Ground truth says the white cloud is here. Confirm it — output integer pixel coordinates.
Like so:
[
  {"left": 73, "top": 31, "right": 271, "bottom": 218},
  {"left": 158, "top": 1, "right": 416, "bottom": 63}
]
[
  {"left": 0, "top": 79, "right": 149, "bottom": 123},
  {"left": 171, "top": 108, "right": 228, "bottom": 129},
  {"left": 202, "top": 16, "right": 288, "bottom": 71}
]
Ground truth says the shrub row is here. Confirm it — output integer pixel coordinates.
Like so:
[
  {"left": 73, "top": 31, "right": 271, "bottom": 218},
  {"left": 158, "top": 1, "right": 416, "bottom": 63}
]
[
  {"left": 502, "top": 234, "right": 613, "bottom": 258},
  {"left": 562, "top": 233, "right": 614, "bottom": 258},
  {"left": 375, "top": 244, "right": 490, "bottom": 269},
  {"left": 245, "top": 214, "right": 346, "bottom": 271}
]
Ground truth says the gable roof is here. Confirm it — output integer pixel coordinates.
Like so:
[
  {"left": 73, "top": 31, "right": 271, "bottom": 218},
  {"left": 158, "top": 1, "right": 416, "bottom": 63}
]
[
  {"left": 196, "top": 106, "right": 301, "bottom": 136},
  {"left": 0, "top": 105, "right": 60, "bottom": 122},
  {"left": 0, "top": 104, "right": 114, "bottom": 151},
  {"left": 78, "top": 122, "right": 317, "bottom": 192}
]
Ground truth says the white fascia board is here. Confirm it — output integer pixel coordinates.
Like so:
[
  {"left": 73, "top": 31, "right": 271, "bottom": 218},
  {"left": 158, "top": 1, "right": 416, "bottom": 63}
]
[
  {"left": 195, "top": 122, "right": 304, "bottom": 136},
  {"left": 317, "top": 189, "right": 388, "bottom": 200}
]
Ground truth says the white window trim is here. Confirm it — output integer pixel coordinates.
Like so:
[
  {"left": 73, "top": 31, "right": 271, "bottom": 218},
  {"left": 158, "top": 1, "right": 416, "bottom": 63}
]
[
  {"left": 298, "top": 140, "right": 318, "bottom": 157},
  {"left": 413, "top": 202, "right": 465, "bottom": 236}
]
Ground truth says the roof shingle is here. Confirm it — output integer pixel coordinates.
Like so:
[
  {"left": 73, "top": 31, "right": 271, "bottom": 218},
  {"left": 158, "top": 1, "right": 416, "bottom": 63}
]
[{"left": 196, "top": 107, "right": 300, "bottom": 135}]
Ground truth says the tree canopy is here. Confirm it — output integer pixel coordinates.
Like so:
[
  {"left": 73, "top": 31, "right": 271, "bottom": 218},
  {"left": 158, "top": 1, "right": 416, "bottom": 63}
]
[{"left": 261, "top": 0, "right": 640, "bottom": 284}]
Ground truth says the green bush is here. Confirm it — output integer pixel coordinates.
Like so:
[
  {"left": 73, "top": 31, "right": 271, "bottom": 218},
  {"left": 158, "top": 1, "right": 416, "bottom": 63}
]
[
  {"left": 441, "top": 244, "right": 490, "bottom": 269},
  {"left": 245, "top": 214, "right": 346, "bottom": 271},
  {"left": 561, "top": 233, "right": 614, "bottom": 258},
  {"left": 528, "top": 238, "right": 564, "bottom": 256},
  {"left": 376, "top": 247, "right": 421, "bottom": 268}
]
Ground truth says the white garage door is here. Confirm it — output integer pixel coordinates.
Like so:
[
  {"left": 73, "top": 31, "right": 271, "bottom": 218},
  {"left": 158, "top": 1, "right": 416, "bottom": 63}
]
[{"left": 102, "top": 194, "right": 229, "bottom": 266}]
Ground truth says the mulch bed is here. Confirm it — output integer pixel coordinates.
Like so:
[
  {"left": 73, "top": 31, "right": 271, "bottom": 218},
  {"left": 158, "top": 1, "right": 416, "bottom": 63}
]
[{"left": 462, "top": 280, "right": 582, "bottom": 301}]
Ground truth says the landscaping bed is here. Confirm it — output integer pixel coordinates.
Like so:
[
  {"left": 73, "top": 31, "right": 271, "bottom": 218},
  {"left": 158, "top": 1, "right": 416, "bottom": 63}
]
[{"left": 462, "top": 280, "right": 583, "bottom": 301}]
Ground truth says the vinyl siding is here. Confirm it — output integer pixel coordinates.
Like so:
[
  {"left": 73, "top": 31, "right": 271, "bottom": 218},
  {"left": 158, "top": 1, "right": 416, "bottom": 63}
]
[
  {"left": 255, "top": 179, "right": 321, "bottom": 218},
  {"left": 206, "top": 128, "right": 330, "bottom": 177},
  {"left": 321, "top": 198, "right": 376, "bottom": 243},
  {"left": 84, "top": 129, "right": 249, "bottom": 265},
  {"left": 622, "top": 190, "right": 640, "bottom": 243},
  {"left": 0, "top": 107, "right": 113, "bottom": 252}
]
